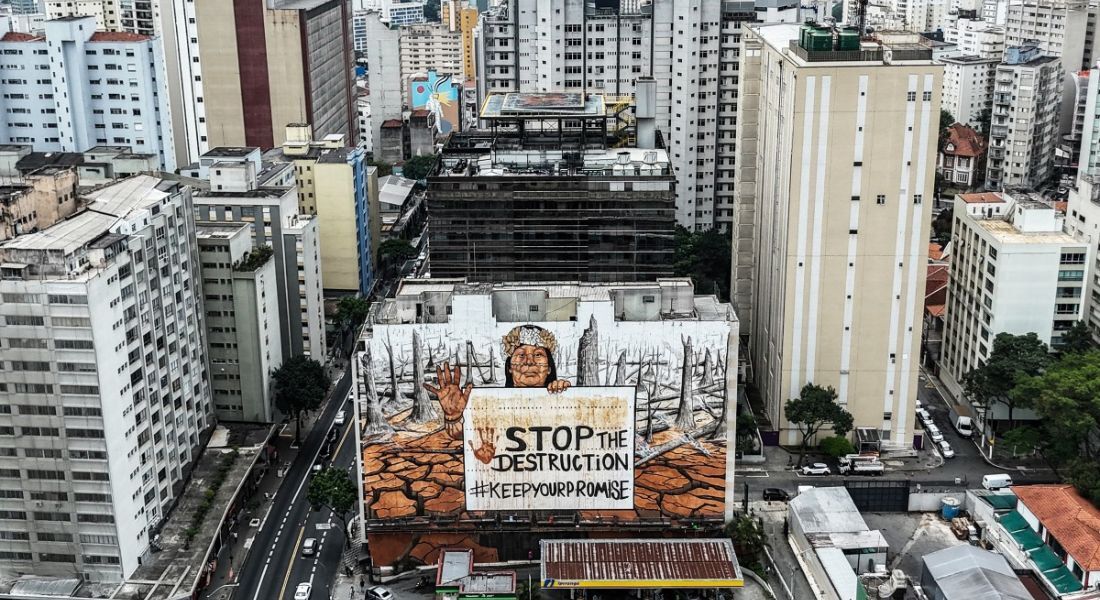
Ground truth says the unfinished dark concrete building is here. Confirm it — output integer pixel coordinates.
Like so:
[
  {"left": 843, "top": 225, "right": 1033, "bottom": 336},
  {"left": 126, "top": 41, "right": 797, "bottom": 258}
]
[{"left": 426, "top": 88, "right": 676, "bottom": 283}]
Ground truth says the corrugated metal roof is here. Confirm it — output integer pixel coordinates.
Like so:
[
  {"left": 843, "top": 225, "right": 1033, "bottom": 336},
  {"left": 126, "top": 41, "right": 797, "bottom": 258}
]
[{"left": 541, "top": 539, "right": 740, "bottom": 583}]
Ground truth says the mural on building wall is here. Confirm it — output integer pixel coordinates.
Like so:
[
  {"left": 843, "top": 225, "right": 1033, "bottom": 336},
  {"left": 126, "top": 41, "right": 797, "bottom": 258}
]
[
  {"left": 410, "top": 70, "right": 461, "bottom": 135},
  {"left": 357, "top": 314, "right": 735, "bottom": 566}
]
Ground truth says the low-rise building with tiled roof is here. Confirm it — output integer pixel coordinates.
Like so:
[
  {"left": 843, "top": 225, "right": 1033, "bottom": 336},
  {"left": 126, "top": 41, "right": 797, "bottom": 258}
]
[
  {"left": 938, "top": 122, "right": 987, "bottom": 188},
  {"left": 1012, "top": 484, "right": 1100, "bottom": 592}
]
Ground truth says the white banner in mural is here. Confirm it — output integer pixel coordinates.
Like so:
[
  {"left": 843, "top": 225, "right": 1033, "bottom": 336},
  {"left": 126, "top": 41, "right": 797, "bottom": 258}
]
[{"left": 462, "top": 386, "right": 635, "bottom": 511}]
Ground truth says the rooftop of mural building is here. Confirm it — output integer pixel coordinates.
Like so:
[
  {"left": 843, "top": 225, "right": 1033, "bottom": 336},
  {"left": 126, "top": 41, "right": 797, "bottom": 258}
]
[
  {"left": 353, "top": 277, "right": 739, "bottom": 568},
  {"left": 366, "top": 278, "right": 734, "bottom": 326}
]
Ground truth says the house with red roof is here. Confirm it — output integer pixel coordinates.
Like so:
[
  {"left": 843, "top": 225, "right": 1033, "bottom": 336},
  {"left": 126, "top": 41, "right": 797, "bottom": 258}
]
[
  {"left": 1009, "top": 484, "right": 1100, "bottom": 594},
  {"left": 938, "top": 123, "right": 987, "bottom": 188}
]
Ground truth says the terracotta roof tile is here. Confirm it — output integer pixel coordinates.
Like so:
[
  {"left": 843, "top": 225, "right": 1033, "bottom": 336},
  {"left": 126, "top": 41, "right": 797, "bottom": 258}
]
[
  {"left": 0, "top": 32, "right": 40, "bottom": 42},
  {"left": 89, "top": 31, "right": 150, "bottom": 42},
  {"left": 959, "top": 192, "right": 1004, "bottom": 204},
  {"left": 1012, "top": 484, "right": 1100, "bottom": 570},
  {"left": 942, "top": 123, "right": 987, "bottom": 158},
  {"left": 381, "top": 119, "right": 403, "bottom": 128}
]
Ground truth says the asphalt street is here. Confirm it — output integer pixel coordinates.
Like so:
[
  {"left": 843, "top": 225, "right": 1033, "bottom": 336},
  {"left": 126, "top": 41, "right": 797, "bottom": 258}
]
[
  {"left": 735, "top": 370, "right": 1058, "bottom": 503},
  {"left": 232, "top": 367, "right": 354, "bottom": 600}
]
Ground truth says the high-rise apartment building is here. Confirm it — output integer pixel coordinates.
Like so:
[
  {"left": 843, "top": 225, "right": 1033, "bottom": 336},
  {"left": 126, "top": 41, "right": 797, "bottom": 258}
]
[
  {"left": 941, "top": 190, "right": 1090, "bottom": 395},
  {"left": 442, "top": 0, "right": 477, "bottom": 80},
  {"left": 398, "top": 23, "right": 463, "bottom": 103},
  {"left": 380, "top": 0, "right": 422, "bottom": 25},
  {"left": 196, "top": 222, "right": 283, "bottom": 422},
  {"left": 1003, "top": 0, "right": 1100, "bottom": 75},
  {"left": 0, "top": 159, "right": 79, "bottom": 240},
  {"left": 0, "top": 17, "right": 175, "bottom": 170},
  {"left": 427, "top": 91, "right": 676, "bottom": 283},
  {"left": 44, "top": 0, "right": 119, "bottom": 29},
  {"left": 365, "top": 12, "right": 402, "bottom": 149},
  {"left": 0, "top": 175, "right": 212, "bottom": 582},
  {"left": 940, "top": 55, "right": 1001, "bottom": 126},
  {"left": 986, "top": 45, "right": 1061, "bottom": 190},
  {"left": 195, "top": 0, "right": 356, "bottom": 150},
  {"left": 1062, "top": 62, "right": 1100, "bottom": 340},
  {"left": 734, "top": 23, "right": 941, "bottom": 447},
  {"left": 473, "top": 0, "right": 798, "bottom": 232},
  {"left": 186, "top": 148, "right": 327, "bottom": 359},
  {"left": 267, "top": 124, "right": 381, "bottom": 296}
]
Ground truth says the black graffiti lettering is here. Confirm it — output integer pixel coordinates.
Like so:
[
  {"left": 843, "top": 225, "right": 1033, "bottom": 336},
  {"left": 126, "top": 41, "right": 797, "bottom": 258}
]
[
  {"left": 529, "top": 426, "right": 553, "bottom": 450},
  {"left": 504, "top": 427, "right": 527, "bottom": 452}
]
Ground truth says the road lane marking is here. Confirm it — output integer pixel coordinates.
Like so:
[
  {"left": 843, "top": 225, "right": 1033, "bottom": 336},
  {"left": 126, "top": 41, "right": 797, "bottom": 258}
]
[
  {"left": 250, "top": 564, "right": 269, "bottom": 600},
  {"left": 278, "top": 526, "right": 306, "bottom": 600}
]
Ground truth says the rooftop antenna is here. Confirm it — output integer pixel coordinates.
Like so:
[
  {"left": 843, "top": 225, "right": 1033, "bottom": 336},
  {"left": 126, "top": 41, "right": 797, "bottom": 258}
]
[{"left": 857, "top": 0, "right": 869, "bottom": 37}]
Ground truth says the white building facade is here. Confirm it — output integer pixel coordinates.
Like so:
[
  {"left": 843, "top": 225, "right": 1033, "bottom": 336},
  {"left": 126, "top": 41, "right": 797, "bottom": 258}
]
[
  {"left": 0, "top": 17, "right": 175, "bottom": 170},
  {"left": 941, "top": 190, "right": 1090, "bottom": 389},
  {"left": 0, "top": 175, "right": 212, "bottom": 582},
  {"left": 474, "top": 0, "right": 799, "bottom": 232},
  {"left": 188, "top": 149, "right": 327, "bottom": 360},
  {"left": 940, "top": 55, "right": 1000, "bottom": 126},
  {"left": 987, "top": 45, "right": 1061, "bottom": 190}
]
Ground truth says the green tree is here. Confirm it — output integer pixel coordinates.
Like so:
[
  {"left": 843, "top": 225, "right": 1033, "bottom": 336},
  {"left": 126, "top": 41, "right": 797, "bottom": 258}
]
[
  {"left": 307, "top": 467, "right": 358, "bottom": 548},
  {"left": 964, "top": 332, "right": 1051, "bottom": 428},
  {"left": 422, "top": 0, "right": 440, "bottom": 21},
  {"left": 939, "top": 109, "right": 955, "bottom": 143},
  {"left": 1012, "top": 350, "right": 1100, "bottom": 465},
  {"left": 1001, "top": 426, "right": 1042, "bottom": 457},
  {"left": 724, "top": 516, "right": 765, "bottom": 573},
  {"left": 736, "top": 411, "right": 759, "bottom": 454},
  {"left": 378, "top": 238, "right": 418, "bottom": 264},
  {"left": 673, "top": 226, "right": 732, "bottom": 300},
  {"left": 784, "top": 383, "right": 853, "bottom": 466},
  {"left": 367, "top": 160, "right": 393, "bottom": 177},
  {"left": 931, "top": 209, "right": 953, "bottom": 244},
  {"left": 1059, "top": 321, "right": 1095, "bottom": 355},
  {"left": 273, "top": 355, "right": 331, "bottom": 444},
  {"left": 976, "top": 108, "right": 992, "bottom": 138},
  {"left": 335, "top": 296, "right": 370, "bottom": 332},
  {"left": 819, "top": 435, "right": 855, "bottom": 458},
  {"left": 402, "top": 155, "right": 436, "bottom": 181}
]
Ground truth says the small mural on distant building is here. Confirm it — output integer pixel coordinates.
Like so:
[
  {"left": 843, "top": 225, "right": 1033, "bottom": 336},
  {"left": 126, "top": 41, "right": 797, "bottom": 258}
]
[{"left": 410, "top": 70, "right": 461, "bottom": 134}]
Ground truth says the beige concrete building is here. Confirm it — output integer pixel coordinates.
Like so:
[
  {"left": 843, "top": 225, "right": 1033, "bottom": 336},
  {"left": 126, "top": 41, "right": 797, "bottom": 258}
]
[
  {"left": 0, "top": 165, "right": 79, "bottom": 241},
  {"left": 398, "top": 22, "right": 462, "bottom": 104},
  {"left": 267, "top": 125, "right": 381, "bottom": 295},
  {"left": 735, "top": 24, "right": 941, "bottom": 447},
  {"left": 195, "top": 0, "right": 355, "bottom": 151},
  {"left": 442, "top": 0, "right": 477, "bottom": 80},
  {"left": 43, "top": 0, "right": 120, "bottom": 29},
  {"left": 197, "top": 222, "right": 284, "bottom": 422}
]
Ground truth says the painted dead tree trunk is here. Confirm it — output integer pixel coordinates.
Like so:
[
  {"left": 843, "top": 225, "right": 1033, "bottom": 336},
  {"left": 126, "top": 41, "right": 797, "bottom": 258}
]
[
  {"left": 360, "top": 350, "right": 394, "bottom": 437},
  {"left": 383, "top": 335, "right": 399, "bottom": 405},
  {"left": 675, "top": 336, "right": 697, "bottom": 430},
  {"left": 614, "top": 351, "right": 628, "bottom": 385},
  {"left": 407, "top": 331, "right": 439, "bottom": 423},
  {"left": 577, "top": 315, "right": 599, "bottom": 386},
  {"left": 702, "top": 349, "right": 714, "bottom": 386}
]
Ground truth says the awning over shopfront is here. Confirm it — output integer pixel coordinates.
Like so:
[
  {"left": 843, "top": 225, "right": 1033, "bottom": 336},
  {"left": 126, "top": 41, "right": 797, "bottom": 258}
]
[{"left": 540, "top": 539, "right": 743, "bottom": 589}]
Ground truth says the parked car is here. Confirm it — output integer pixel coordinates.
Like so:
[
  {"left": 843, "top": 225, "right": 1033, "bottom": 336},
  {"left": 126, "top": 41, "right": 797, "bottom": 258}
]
[
  {"left": 294, "top": 583, "right": 312, "bottom": 600},
  {"left": 301, "top": 538, "right": 317, "bottom": 557},
  {"left": 938, "top": 440, "right": 955, "bottom": 459},
  {"left": 927, "top": 424, "right": 944, "bottom": 443},
  {"left": 982, "top": 473, "right": 1014, "bottom": 490},
  {"left": 801, "top": 463, "right": 831, "bottom": 476},
  {"left": 334, "top": 411, "right": 347, "bottom": 426},
  {"left": 916, "top": 408, "right": 931, "bottom": 423},
  {"left": 365, "top": 586, "right": 394, "bottom": 600},
  {"left": 311, "top": 463, "right": 323, "bottom": 476},
  {"left": 762, "top": 488, "right": 790, "bottom": 502}
]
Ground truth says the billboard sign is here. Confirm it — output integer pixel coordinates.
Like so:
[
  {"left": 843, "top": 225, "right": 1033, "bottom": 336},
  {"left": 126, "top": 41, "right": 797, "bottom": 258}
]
[{"left": 462, "top": 387, "right": 635, "bottom": 511}]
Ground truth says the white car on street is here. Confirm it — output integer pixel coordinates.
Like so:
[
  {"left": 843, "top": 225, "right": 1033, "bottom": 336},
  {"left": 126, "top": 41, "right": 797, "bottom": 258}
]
[
  {"left": 294, "top": 582, "right": 311, "bottom": 600},
  {"left": 334, "top": 410, "right": 346, "bottom": 426},
  {"left": 801, "top": 463, "right": 831, "bottom": 476},
  {"left": 927, "top": 424, "right": 944, "bottom": 443},
  {"left": 938, "top": 440, "right": 955, "bottom": 458}
]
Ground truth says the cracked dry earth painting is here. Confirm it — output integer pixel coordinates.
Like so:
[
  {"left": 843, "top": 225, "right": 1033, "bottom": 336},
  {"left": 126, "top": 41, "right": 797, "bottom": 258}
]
[{"left": 355, "top": 312, "right": 736, "bottom": 568}]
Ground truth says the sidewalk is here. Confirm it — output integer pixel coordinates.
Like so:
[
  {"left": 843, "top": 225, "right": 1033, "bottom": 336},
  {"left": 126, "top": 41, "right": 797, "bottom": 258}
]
[
  {"left": 204, "top": 363, "right": 347, "bottom": 600},
  {"left": 203, "top": 413, "right": 320, "bottom": 600}
]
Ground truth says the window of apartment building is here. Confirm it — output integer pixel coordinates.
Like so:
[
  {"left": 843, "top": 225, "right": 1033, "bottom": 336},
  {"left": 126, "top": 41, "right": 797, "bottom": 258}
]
[
  {"left": 33, "top": 512, "right": 69, "bottom": 522},
  {"left": 876, "top": 195, "right": 886, "bottom": 205},
  {"left": 3, "top": 315, "right": 44, "bottom": 326},
  {"left": 1060, "top": 252, "right": 1086, "bottom": 265},
  {"left": 77, "top": 513, "right": 114, "bottom": 524},
  {"left": 37, "top": 532, "right": 73, "bottom": 542},
  {"left": 1058, "top": 270, "right": 1085, "bottom": 281},
  {"left": 24, "top": 449, "right": 62, "bottom": 459},
  {"left": 906, "top": 91, "right": 916, "bottom": 101},
  {"left": 29, "top": 491, "right": 67, "bottom": 502},
  {"left": 38, "top": 553, "right": 76, "bottom": 562}
]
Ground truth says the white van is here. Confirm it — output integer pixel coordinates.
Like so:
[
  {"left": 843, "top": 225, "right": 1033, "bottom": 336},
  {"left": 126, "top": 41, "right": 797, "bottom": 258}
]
[{"left": 982, "top": 473, "right": 1014, "bottom": 490}]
